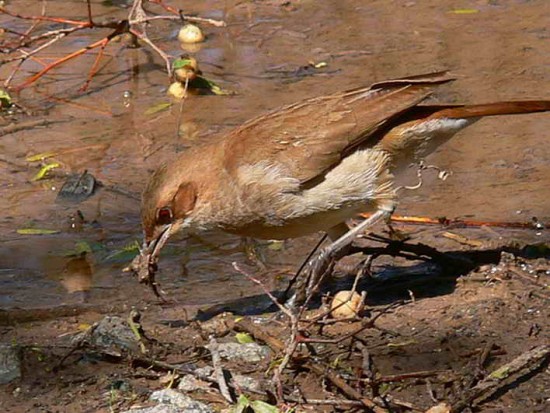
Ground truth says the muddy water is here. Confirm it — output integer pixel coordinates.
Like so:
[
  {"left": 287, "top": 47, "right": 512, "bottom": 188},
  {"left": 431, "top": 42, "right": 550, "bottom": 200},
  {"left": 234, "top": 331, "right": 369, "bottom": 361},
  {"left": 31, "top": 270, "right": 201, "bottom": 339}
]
[{"left": 1, "top": 0, "right": 550, "bottom": 315}]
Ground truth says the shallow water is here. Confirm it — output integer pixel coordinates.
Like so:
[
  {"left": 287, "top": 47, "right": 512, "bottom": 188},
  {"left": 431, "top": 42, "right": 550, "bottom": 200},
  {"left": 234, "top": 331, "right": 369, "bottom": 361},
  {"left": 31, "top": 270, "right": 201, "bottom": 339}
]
[{"left": 1, "top": 0, "right": 550, "bottom": 315}]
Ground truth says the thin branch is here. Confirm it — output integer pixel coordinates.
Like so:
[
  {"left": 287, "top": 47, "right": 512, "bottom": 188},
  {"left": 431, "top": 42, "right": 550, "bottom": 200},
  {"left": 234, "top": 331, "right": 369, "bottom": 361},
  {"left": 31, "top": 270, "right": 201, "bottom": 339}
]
[
  {"left": 148, "top": 0, "right": 226, "bottom": 27},
  {"left": 4, "top": 33, "right": 67, "bottom": 87}
]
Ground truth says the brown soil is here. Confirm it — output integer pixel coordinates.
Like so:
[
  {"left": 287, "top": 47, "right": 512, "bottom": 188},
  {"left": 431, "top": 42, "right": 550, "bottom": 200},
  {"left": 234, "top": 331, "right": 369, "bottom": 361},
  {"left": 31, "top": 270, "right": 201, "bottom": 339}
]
[{"left": 1, "top": 0, "right": 550, "bottom": 412}]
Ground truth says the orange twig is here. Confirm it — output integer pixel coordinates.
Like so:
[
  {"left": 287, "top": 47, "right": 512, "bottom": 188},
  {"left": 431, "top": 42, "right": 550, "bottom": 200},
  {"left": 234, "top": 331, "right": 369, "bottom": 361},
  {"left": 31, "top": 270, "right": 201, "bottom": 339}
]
[
  {"left": 80, "top": 40, "right": 108, "bottom": 92},
  {"left": 359, "top": 213, "right": 543, "bottom": 230},
  {"left": 0, "top": 7, "right": 92, "bottom": 27},
  {"left": 149, "top": 0, "right": 179, "bottom": 15},
  {"left": 13, "top": 20, "right": 128, "bottom": 91},
  {"left": 13, "top": 37, "right": 108, "bottom": 91}
]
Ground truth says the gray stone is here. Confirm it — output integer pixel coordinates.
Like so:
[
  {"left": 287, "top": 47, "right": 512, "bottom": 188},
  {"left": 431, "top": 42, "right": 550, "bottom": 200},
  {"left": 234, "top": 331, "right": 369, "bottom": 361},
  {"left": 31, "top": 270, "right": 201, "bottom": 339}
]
[
  {"left": 0, "top": 343, "right": 21, "bottom": 384},
  {"left": 72, "top": 316, "right": 141, "bottom": 356},
  {"left": 194, "top": 366, "right": 214, "bottom": 378},
  {"left": 232, "top": 374, "right": 263, "bottom": 393},
  {"left": 177, "top": 374, "right": 211, "bottom": 392},
  {"left": 122, "top": 405, "right": 183, "bottom": 413},
  {"left": 208, "top": 342, "right": 269, "bottom": 363},
  {"left": 150, "top": 389, "right": 214, "bottom": 413}
]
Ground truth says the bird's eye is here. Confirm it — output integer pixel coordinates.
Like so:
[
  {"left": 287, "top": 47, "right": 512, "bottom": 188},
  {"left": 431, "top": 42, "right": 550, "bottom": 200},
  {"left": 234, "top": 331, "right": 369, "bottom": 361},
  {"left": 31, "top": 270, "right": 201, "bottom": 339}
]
[{"left": 156, "top": 207, "right": 173, "bottom": 225}]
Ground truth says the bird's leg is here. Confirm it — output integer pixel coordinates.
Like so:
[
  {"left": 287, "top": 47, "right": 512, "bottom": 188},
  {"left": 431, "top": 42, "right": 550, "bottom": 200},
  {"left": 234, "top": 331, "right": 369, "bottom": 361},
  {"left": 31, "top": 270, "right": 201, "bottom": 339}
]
[{"left": 286, "top": 208, "right": 392, "bottom": 309}]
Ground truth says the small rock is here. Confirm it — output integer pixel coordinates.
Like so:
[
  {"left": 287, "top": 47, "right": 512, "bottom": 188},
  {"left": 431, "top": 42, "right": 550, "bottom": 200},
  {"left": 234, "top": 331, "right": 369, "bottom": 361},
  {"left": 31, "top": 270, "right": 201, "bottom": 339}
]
[
  {"left": 425, "top": 402, "right": 451, "bottom": 413},
  {"left": 122, "top": 405, "right": 183, "bottom": 413},
  {"left": 208, "top": 342, "right": 269, "bottom": 363},
  {"left": 72, "top": 316, "right": 142, "bottom": 356},
  {"left": 177, "top": 369, "right": 262, "bottom": 394},
  {"left": 0, "top": 343, "right": 21, "bottom": 384},
  {"left": 150, "top": 389, "right": 213, "bottom": 413},
  {"left": 199, "top": 312, "right": 235, "bottom": 336},
  {"left": 194, "top": 366, "right": 214, "bottom": 378},
  {"left": 159, "top": 372, "right": 180, "bottom": 386},
  {"left": 232, "top": 374, "right": 263, "bottom": 393},
  {"left": 177, "top": 374, "right": 211, "bottom": 392}
]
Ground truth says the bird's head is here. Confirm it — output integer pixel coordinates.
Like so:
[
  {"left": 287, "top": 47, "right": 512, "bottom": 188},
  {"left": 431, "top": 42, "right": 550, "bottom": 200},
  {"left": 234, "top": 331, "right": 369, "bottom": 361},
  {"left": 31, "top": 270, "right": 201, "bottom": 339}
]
[
  {"left": 139, "top": 163, "right": 198, "bottom": 259},
  {"left": 123, "top": 160, "right": 199, "bottom": 295}
]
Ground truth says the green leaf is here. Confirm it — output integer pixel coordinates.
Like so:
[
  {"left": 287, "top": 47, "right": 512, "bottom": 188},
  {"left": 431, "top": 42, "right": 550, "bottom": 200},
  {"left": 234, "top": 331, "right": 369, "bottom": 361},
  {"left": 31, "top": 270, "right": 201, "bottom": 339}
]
[
  {"left": 26, "top": 152, "right": 56, "bottom": 162},
  {"left": 189, "top": 76, "right": 232, "bottom": 95},
  {"left": 173, "top": 57, "right": 195, "bottom": 70},
  {"left": 63, "top": 241, "right": 94, "bottom": 257},
  {"left": 489, "top": 366, "right": 511, "bottom": 380},
  {"left": 32, "top": 162, "right": 60, "bottom": 181},
  {"left": 17, "top": 228, "right": 59, "bottom": 235},
  {"left": 235, "top": 332, "right": 255, "bottom": 344},
  {"left": 267, "top": 240, "right": 284, "bottom": 251},
  {"left": 0, "top": 89, "right": 12, "bottom": 108},
  {"left": 144, "top": 102, "right": 171, "bottom": 115},
  {"left": 231, "top": 394, "right": 250, "bottom": 413},
  {"left": 105, "top": 240, "right": 140, "bottom": 262},
  {"left": 250, "top": 400, "right": 280, "bottom": 413}
]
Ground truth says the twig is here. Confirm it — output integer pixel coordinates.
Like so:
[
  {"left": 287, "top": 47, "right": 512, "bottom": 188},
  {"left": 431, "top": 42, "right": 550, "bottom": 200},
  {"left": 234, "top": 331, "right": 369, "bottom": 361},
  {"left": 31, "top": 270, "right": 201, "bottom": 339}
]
[
  {"left": 4, "top": 33, "right": 67, "bottom": 86},
  {"left": 208, "top": 336, "right": 234, "bottom": 403},
  {"left": 127, "top": 309, "right": 148, "bottom": 354},
  {"left": 13, "top": 20, "right": 129, "bottom": 91},
  {"left": 285, "top": 396, "right": 364, "bottom": 407},
  {"left": 232, "top": 261, "right": 298, "bottom": 401},
  {"left": 377, "top": 370, "right": 453, "bottom": 383},
  {"left": 360, "top": 212, "right": 544, "bottom": 230},
  {"left": 80, "top": 38, "right": 109, "bottom": 91},
  {"left": 449, "top": 344, "right": 550, "bottom": 412},
  {"left": 235, "top": 318, "right": 387, "bottom": 413},
  {"left": 148, "top": 0, "right": 227, "bottom": 26},
  {"left": 232, "top": 262, "right": 293, "bottom": 319},
  {"left": 0, "top": 119, "right": 52, "bottom": 136}
]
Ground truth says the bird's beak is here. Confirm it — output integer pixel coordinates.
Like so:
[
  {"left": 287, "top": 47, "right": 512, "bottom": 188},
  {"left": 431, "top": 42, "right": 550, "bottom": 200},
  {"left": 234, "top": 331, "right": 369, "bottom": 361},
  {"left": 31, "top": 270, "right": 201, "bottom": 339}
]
[{"left": 143, "top": 224, "right": 172, "bottom": 259}]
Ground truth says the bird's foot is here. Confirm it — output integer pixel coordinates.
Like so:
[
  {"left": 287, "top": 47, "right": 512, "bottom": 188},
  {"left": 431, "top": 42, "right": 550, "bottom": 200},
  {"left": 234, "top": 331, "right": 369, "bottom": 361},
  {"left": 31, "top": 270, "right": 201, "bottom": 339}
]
[{"left": 285, "top": 246, "right": 337, "bottom": 311}]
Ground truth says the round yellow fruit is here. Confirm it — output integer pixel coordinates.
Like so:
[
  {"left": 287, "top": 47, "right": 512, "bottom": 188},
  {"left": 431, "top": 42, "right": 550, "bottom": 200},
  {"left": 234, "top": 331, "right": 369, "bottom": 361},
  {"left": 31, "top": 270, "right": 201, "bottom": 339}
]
[
  {"left": 178, "top": 24, "right": 205, "bottom": 44},
  {"left": 330, "top": 290, "right": 362, "bottom": 319}
]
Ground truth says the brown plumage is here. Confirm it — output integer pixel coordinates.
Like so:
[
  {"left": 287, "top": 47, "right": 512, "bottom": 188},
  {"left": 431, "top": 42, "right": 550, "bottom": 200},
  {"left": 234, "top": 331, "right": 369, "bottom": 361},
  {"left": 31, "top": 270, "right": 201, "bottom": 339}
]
[{"left": 128, "top": 72, "right": 550, "bottom": 300}]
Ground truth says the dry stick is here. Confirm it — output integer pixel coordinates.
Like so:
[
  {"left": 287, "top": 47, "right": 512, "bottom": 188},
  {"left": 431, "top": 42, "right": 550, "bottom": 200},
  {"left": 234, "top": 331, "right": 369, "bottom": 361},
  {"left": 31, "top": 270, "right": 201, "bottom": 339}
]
[
  {"left": 208, "top": 337, "right": 234, "bottom": 403},
  {"left": 129, "top": 0, "right": 173, "bottom": 76},
  {"left": 232, "top": 262, "right": 298, "bottom": 401},
  {"left": 377, "top": 370, "right": 453, "bottom": 383},
  {"left": 285, "top": 397, "right": 364, "bottom": 407},
  {"left": 148, "top": 0, "right": 227, "bottom": 27},
  {"left": 174, "top": 76, "right": 190, "bottom": 140},
  {"left": 449, "top": 344, "right": 550, "bottom": 413},
  {"left": 85, "top": 0, "right": 94, "bottom": 25},
  {"left": 235, "top": 318, "right": 388, "bottom": 413},
  {"left": 0, "top": 119, "right": 52, "bottom": 136},
  {"left": 360, "top": 213, "right": 543, "bottom": 230},
  {"left": 3, "top": 25, "right": 87, "bottom": 54}
]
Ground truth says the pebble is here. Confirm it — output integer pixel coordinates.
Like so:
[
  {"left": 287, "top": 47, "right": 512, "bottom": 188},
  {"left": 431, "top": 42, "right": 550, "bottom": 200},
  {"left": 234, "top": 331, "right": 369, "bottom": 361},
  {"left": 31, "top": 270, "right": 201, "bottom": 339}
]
[
  {"left": 0, "top": 343, "right": 20, "bottom": 384},
  {"left": 150, "top": 389, "right": 214, "bottom": 413},
  {"left": 207, "top": 342, "right": 269, "bottom": 363}
]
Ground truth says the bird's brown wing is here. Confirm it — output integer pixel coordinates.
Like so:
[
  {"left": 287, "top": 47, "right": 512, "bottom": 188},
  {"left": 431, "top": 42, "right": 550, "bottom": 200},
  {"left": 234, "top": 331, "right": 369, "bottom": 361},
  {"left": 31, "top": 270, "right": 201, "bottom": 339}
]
[{"left": 223, "top": 72, "right": 454, "bottom": 185}]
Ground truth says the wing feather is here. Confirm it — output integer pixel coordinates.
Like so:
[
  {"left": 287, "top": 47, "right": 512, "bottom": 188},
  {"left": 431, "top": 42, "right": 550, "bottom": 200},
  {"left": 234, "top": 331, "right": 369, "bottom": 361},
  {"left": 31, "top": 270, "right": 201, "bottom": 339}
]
[{"left": 223, "top": 72, "right": 454, "bottom": 184}]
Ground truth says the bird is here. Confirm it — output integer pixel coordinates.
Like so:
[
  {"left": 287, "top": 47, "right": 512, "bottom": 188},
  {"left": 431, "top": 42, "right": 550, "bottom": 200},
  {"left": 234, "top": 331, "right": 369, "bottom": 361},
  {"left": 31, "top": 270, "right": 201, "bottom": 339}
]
[{"left": 125, "top": 71, "right": 550, "bottom": 305}]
